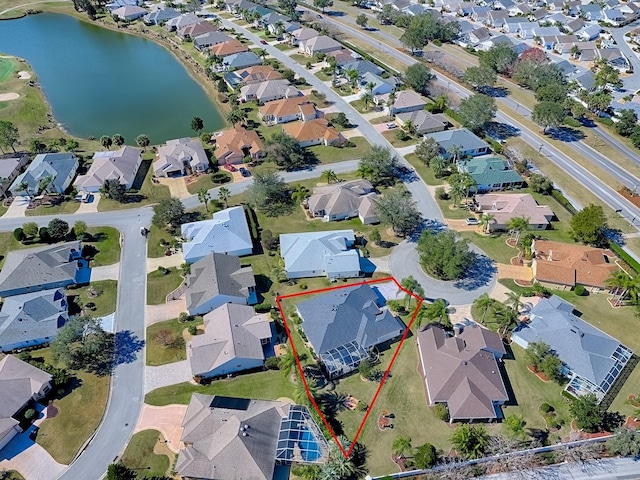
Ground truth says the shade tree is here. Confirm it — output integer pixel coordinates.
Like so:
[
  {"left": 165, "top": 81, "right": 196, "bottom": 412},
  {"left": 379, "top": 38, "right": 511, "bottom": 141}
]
[{"left": 417, "top": 229, "right": 474, "bottom": 281}]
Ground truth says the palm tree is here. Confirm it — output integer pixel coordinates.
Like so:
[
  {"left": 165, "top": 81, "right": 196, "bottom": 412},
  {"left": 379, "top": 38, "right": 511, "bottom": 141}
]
[
  {"left": 424, "top": 298, "right": 450, "bottom": 327},
  {"left": 135, "top": 134, "right": 150, "bottom": 151},
  {"left": 294, "top": 378, "right": 317, "bottom": 407},
  {"left": 197, "top": 188, "right": 211, "bottom": 212},
  {"left": 391, "top": 435, "right": 413, "bottom": 458},
  {"left": 479, "top": 213, "right": 495, "bottom": 233},
  {"left": 30, "top": 138, "right": 46, "bottom": 154},
  {"left": 475, "top": 293, "right": 493, "bottom": 324},
  {"left": 227, "top": 107, "right": 248, "bottom": 127},
  {"left": 447, "top": 144, "right": 462, "bottom": 165},
  {"left": 399, "top": 275, "right": 424, "bottom": 308},
  {"left": 605, "top": 270, "right": 639, "bottom": 306},
  {"left": 386, "top": 90, "right": 397, "bottom": 115},
  {"left": 321, "top": 169, "right": 339, "bottom": 184},
  {"left": 459, "top": 172, "right": 476, "bottom": 200},
  {"left": 433, "top": 94, "right": 448, "bottom": 113},
  {"left": 274, "top": 20, "right": 285, "bottom": 38},
  {"left": 317, "top": 391, "right": 348, "bottom": 416},
  {"left": 218, "top": 186, "right": 230, "bottom": 208},
  {"left": 291, "top": 184, "right": 310, "bottom": 205},
  {"left": 507, "top": 216, "right": 529, "bottom": 244},
  {"left": 430, "top": 155, "right": 446, "bottom": 178},
  {"left": 210, "top": 16, "right": 221, "bottom": 27},
  {"left": 279, "top": 350, "right": 297, "bottom": 379},
  {"left": 356, "top": 162, "right": 373, "bottom": 180},
  {"left": 100, "top": 135, "right": 112, "bottom": 150},
  {"left": 346, "top": 68, "right": 360, "bottom": 88},
  {"left": 37, "top": 175, "right": 54, "bottom": 195},
  {"left": 403, "top": 120, "right": 415, "bottom": 135},
  {"left": 494, "top": 305, "right": 518, "bottom": 337},
  {"left": 15, "top": 180, "right": 31, "bottom": 200},
  {"left": 449, "top": 182, "right": 465, "bottom": 206},
  {"left": 112, "top": 133, "right": 125, "bottom": 147},
  {"left": 504, "top": 291, "right": 523, "bottom": 314},
  {"left": 570, "top": 44, "right": 581, "bottom": 59},
  {"left": 361, "top": 91, "right": 374, "bottom": 111}
]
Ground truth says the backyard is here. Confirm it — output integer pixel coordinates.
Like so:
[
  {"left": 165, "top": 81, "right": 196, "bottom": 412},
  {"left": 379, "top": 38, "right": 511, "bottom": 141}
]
[
  {"left": 146, "top": 317, "right": 203, "bottom": 366},
  {"left": 66, "top": 279, "right": 117, "bottom": 317},
  {"left": 121, "top": 429, "right": 172, "bottom": 478},
  {"left": 146, "top": 267, "right": 184, "bottom": 305}
]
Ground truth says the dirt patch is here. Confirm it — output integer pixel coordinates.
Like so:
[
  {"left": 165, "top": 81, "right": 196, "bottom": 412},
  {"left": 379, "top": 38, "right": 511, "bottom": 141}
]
[{"left": 0, "top": 92, "right": 19, "bottom": 101}]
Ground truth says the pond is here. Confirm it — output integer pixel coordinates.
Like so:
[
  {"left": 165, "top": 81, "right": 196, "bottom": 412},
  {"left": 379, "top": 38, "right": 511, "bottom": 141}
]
[{"left": 0, "top": 13, "right": 224, "bottom": 144}]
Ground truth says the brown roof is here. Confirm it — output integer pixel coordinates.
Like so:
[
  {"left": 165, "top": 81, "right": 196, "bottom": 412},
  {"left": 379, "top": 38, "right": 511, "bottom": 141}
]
[
  {"left": 179, "top": 21, "right": 218, "bottom": 38},
  {"left": 417, "top": 325, "right": 508, "bottom": 421},
  {"left": 235, "top": 65, "right": 282, "bottom": 85},
  {"left": 532, "top": 240, "right": 619, "bottom": 288},
  {"left": 213, "top": 126, "right": 263, "bottom": 162},
  {"left": 259, "top": 96, "right": 316, "bottom": 119},
  {"left": 283, "top": 119, "right": 341, "bottom": 144},
  {"left": 210, "top": 39, "right": 248, "bottom": 57}
]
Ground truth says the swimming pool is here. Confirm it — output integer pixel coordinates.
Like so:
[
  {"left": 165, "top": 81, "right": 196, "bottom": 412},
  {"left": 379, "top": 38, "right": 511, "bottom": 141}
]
[{"left": 299, "top": 428, "right": 322, "bottom": 462}]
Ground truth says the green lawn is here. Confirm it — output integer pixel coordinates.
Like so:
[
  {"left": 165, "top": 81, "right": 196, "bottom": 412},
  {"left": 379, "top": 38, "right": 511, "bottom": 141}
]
[
  {"left": 289, "top": 53, "right": 309, "bottom": 64},
  {"left": 145, "top": 370, "right": 294, "bottom": 406},
  {"left": 146, "top": 317, "right": 203, "bottom": 366},
  {"left": 121, "top": 429, "right": 171, "bottom": 478},
  {"left": 146, "top": 267, "right": 184, "bottom": 305},
  {"left": 309, "top": 137, "right": 370, "bottom": 164},
  {"left": 404, "top": 153, "right": 443, "bottom": 186},
  {"left": 349, "top": 98, "right": 376, "bottom": 114},
  {"left": 185, "top": 171, "right": 233, "bottom": 195},
  {"left": 0, "top": 57, "right": 16, "bottom": 81},
  {"left": 86, "top": 226, "right": 121, "bottom": 267},
  {"left": 459, "top": 231, "right": 517, "bottom": 265},
  {"left": 436, "top": 197, "right": 473, "bottom": 220},
  {"left": 381, "top": 129, "right": 420, "bottom": 148},
  {"left": 66, "top": 280, "right": 118, "bottom": 317},
  {"left": 146, "top": 224, "right": 174, "bottom": 258},
  {"left": 274, "top": 43, "right": 295, "bottom": 51},
  {"left": 25, "top": 199, "right": 80, "bottom": 217}
]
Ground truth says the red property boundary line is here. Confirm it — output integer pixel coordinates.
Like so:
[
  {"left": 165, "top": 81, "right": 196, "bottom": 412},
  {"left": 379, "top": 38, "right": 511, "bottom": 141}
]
[{"left": 275, "top": 276, "right": 423, "bottom": 459}]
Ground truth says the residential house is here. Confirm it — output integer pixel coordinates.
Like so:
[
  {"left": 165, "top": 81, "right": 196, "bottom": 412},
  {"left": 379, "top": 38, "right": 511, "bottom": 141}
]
[
  {"left": 529, "top": 9, "right": 548, "bottom": 22},
  {"left": 211, "top": 126, "right": 263, "bottom": 165},
  {"left": 532, "top": 26, "right": 562, "bottom": 40},
  {"left": 220, "top": 51, "right": 262, "bottom": 71},
  {"left": 287, "top": 27, "right": 319, "bottom": 46},
  {"left": 388, "top": 90, "right": 427, "bottom": 115},
  {"left": 296, "top": 283, "right": 405, "bottom": 378},
  {"left": 0, "top": 356, "right": 52, "bottom": 451},
  {"left": 596, "top": 48, "right": 630, "bottom": 71},
  {"left": 479, "top": 35, "right": 528, "bottom": 54},
  {"left": 143, "top": 7, "right": 179, "bottom": 25},
  {"left": 417, "top": 324, "right": 508, "bottom": 422},
  {"left": 299, "top": 35, "right": 342, "bottom": 57},
  {"left": 279, "top": 230, "right": 361, "bottom": 279},
  {"left": 0, "top": 289, "right": 68, "bottom": 352},
  {"left": 0, "top": 154, "right": 28, "bottom": 198},
  {"left": 0, "top": 242, "right": 87, "bottom": 297},
  {"left": 515, "top": 21, "right": 540, "bottom": 39},
  {"left": 307, "top": 179, "right": 379, "bottom": 224},
  {"left": 565, "top": 18, "right": 585, "bottom": 33},
  {"left": 502, "top": 19, "right": 528, "bottom": 34},
  {"left": 259, "top": 12, "right": 289, "bottom": 29},
  {"left": 403, "top": 3, "right": 427, "bottom": 15},
  {"left": 239, "top": 79, "right": 300, "bottom": 104},
  {"left": 508, "top": 3, "right": 531, "bottom": 16},
  {"left": 458, "top": 157, "right": 525, "bottom": 193},
  {"left": 493, "top": 0, "right": 514, "bottom": 10},
  {"left": 485, "top": 10, "right": 508, "bottom": 28},
  {"left": 424, "top": 128, "right": 491, "bottom": 159},
  {"left": 258, "top": 96, "right": 318, "bottom": 125},
  {"left": 268, "top": 19, "right": 301, "bottom": 37},
  {"left": 74, "top": 146, "right": 142, "bottom": 193},
  {"left": 10, "top": 153, "right": 79, "bottom": 197},
  {"left": 602, "top": 8, "right": 625, "bottom": 26},
  {"left": 224, "top": 65, "right": 282, "bottom": 89},
  {"left": 193, "top": 31, "right": 234, "bottom": 51},
  {"left": 573, "top": 69, "right": 596, "bottom": 90},
  {"left": 153, "top": 138, "right": 209, "bottom": 178},
  {"left": 209, "top": 39, "right": 249, "bottom": 57},
  {"left": 359, "top": 72, "right": 395, "bottom": 96},
  {"left": 327, "top": 49, "right": 359, "bottom": 68},
  {"left": 531, "top": 240, "right": 619, "bottom": 291},
  {"left": 106, "top": 0, "right": 138, "bottom": 11},
  {"left": 341, "top": 59, "right": 384, "bottom": 78},
  {"left": 175, "top": 394, "right": 328, "bottom": 479},
  {"left": 576, "top": 24, "right": 601, "bottom": 41},
  {"left": 165, "top": 12, "right": 200, "bottom": 31},
  {"left": 185, "top": 253, "right": 257, "bottom": 316},
  {"left": 579, "top": 4, "right": 604, "bottom": 21},
  {"left": 468, "top": 27, "right": 491, "bottom": 45},
  {"left": 395, "top": 110, "right": 448, "bottom": 135},
  {"left": 512, "top": 296, "right": 633, "bottom": 401},
  {"left": 474, "top": 193, "right": 554, "bottom": 231},
  {"left": 453, "top": 0, "right": 474, "bottom": 16},
  {"left": 283, "top": 119, "right": 343, "bottom": 147},
  {"left": 470, "top": 5, "right": 491, "bottom": 23},
  {"left": 181, "top": 206, "right": 254, "bottom": 263},
  {"left": 178, "top": 21, "right": 218, "bottom": 40},
  {"left": 564, "top": 1, "right": 582, "bottom": 17},
  {"left": 111, "top": 5, "right": 146, "bottom": 20},
  {"left": 187, "top": 304, "right": 271, "bottom": 379}
]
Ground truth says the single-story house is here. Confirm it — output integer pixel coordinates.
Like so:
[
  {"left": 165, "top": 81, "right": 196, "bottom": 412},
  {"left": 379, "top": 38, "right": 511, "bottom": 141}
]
[
  {"left": 424, "top": 128, "right": 491, "bottom": 160},
  {"left": 307, "top": 179, "right": 379, "bottom": 224},
  {"left": 268, "top": 19, "right": 301, "bottom": 37},
  {"left": 395, "top": 110, "right": 448, "bottom": 135},
  {"left": 474, "top": 193, "right": 554, "bottom": 231},
  {"left": 111, "top": 5, "right": 146, "bottom": 20},
  {"left": 181, "top": 206, "right": 253, "bottom": 263},
  {"left": 0, "top": 241, "right": 87, "bottom": 297},
  {"left": 512, "top": 296, "right": 633, "bottom": 401},
  {"left": 0, "top": 154, "right": 29, "bottom": 198},
  {"left": 279, "top": 230, "right": 361, "bottom": 279},
  {"left": 177, "top": 20, "right": 218, "bottom": 40},
  {"left": 579, "top": 4, "right": 604, "bottom": 21},
  {"left": 468, "top": 26, "right": 491, "bottom": 45},
  {"left": 74, "top": 145, "right": 142, "bottom": 193},
  {"left": 388, "top": 90, "right": 427, "bottom": 115},
  {"left": 340, "top": 59, "right": 384, "bottom": 78},
  {"left": 0, "top": 288, "right": 68, "bottom": 352},
  {"left": 576, "top": 24, "right": 602, "bottom": 42},
  {"left": 175, "top": 394, "right": 328, "bottom": 479},
  {"left": 153, "top": 138, "right": 209, "bottom": 178},
  {"left": 10, "top": 153, "right": 79, "bottom": 197},
  {"left": 531, "top": 240, "right": 619, "bottom": 291},
  {"left": 0, "top": 356, "right": 52, "bottom": 451},
  {"left": 193, "top": 31, "right": 234, "bottom": 51},
  {"left": 327, "top": 49, "right": 360, "bottom": 68},
  {"left": 417, "top": 324, "right": 508, "bottom": 422},
  {"left": 458, "top": 157, "right": 525, "bottom": 193},
  {"left": 595, "top": 48, "right": 630, "bottom": 71},
  {"left": 224, "top": 65, "right": 282, "bottom": 88},
  {"left": 485, "top": 10, "right": 508, "bottom": 28},
  {"left": 298, "top": 35, "right": 342, "bottom": 57},
  {"left": 287, "top": 27, "right": 319, "bottom": 46},
  {"left": 165, "top": 12, "right": 200, "bottom": 31},
  {"left": 187, "top": 303, "right": 271, "bottom": 379},
  {"left": 106, "top": 0, "right": 138, "bottom": 11},
  {"left": 219, "top": 51, "right": 262, "bottom": 71},
  {"left": 209, "top": 39, "right": 249, "bottom": 57},
  {"left": 282, "top": 119, "right": 343, "bottom": 147},
  {"left": 185, "top": 253, "right": 257, "bottom": 316},
  {"left": 212, "top": 126, "right": 263, "bottom": 165},
  {"left": 258, "top": 96, "right": 318, "bottom": 125},
  {"left": 143, "top": 7, "right": 180, "bottom": 25},
  {"left": 239, "top": 79, "right": 300, "bottom": 104},
  {"left": 359, "top": 72, "right": 395, "bottom": 97},
  {"left": 296, "top": 283, "right": 405, "bottom": 378}
]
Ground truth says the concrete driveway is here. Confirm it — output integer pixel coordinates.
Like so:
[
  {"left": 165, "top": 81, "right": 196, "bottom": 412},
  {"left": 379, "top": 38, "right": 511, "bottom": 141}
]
[
  {"left": 134, "top": 404, "right": 187, "bottom": 453},
  {"left": 147, "top": 252, "right": 184, "bottom": 273},
  {"left": 91, "top": 263, "right": 119, "bottom": 281},
  {"left": 145, "top": 298, "right": 186, "bottom": 325},
  {"left": 145, "top": 360, "right": 192, "bottom": 394},
  {"left": 0, "top": 425, "right": 66, "bottom": 480},
  {"left": 3, "top": 196, "right": 29, "bottom": 218}
]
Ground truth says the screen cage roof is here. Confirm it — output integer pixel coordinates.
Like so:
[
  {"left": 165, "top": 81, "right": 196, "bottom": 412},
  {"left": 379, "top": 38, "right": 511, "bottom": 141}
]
[
  {"left": 320, "top": 340, "right": 369, "bottom": 379},
  {"left": 276, "top": 405, "right": 329, "bottom": 465}
]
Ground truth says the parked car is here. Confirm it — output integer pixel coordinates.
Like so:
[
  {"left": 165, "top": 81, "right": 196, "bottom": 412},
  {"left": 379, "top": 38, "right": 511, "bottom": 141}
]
[
  {"left": 239, "top": 167, "right": 250, "bottom": 177},
  {"left": 386, "top": 123, "right": 397, "bottom": 129},
  {"left": 222, "top": 163, "right": 237, "bottom": 172},
  {"left": 260, "top": 40, "right": 268, "bottom": 45},
  {"left": 465, "top": 217, "right": 479, "bottom": 225}
]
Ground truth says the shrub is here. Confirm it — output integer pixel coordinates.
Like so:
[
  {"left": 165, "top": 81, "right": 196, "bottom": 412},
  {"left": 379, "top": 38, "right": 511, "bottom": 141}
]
[
  {"left": 211, "top": 172, "right": 231, "bottom": 184},
  {"left": 435, "top": 187, "right": 449, "bottom": 200},
  {"left": 264, "top": 356, "right": 280, "bottom": 370},
  {"left": 253, "top": 302, "right": 271, "bottom": 313},
  {"left": 261, "top": 229, "right": 279, "bottom": 251},
  {"left": 574, "top": 284, "right": 586, "bottom": 296},
  {"left": 540, "top": 403, "right": 554, "bottom": 413},
  {"left": 24, "top": 408, "right": 36, "bottom": 420},
  {"left": 178, "top": 312, "right": 192, "bottom": 323},
  {"left": 357, "top": 402, "right": 368, "bottom": 412},
  {"left": 38, "top": 227, "right": 49, "bottom": 241},
  {"left": 187, "top": 325, "right": 198, "bottom": 335},
  {"left": 396, "top": 129, "right": 410, "bottom": 141},
  {"left": 13, "top": 227, "right": 25, "bottom": 242},
  {"left": 564, "top": 116, "right": 581, "bottom": 128},
  {"left": 358, "top": 359, "right": 373, "bottom": 379},
  {"left": 299, "top": 283, "right": 307, "bottom": 290},
  {"left": 433, "top": 403, "right": 450, "bottom": 422},
  {"left": 291, "top": 312, "right": 301, "bottom": 325}
]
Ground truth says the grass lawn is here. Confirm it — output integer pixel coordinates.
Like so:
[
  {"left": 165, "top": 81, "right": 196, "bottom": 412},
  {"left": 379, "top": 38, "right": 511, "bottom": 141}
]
[
  {"left": 66, "top": 280, "right": 118, "bottom": 317},
  {"left": 0, "top": 57, "right": 16, "bottom": 81},
  {"left": 324, "top": 113, "right": 355, "bottom": 133},
  {"left": 315, "top": 70, "right": 333, "bottom": 81},
  {"left": 25, "top": 199, "right": 80, "bottom": 217},
  {"left": 289, "top": 53, "right": 309, "bottom": 64},
  {"left": 185, "top": 171, "right": 233, "bottom": 195},
  {"left": 369, "top": 115, "right": 394, "bottom": 125},
  {"left": 145, "top": 370, "right": 294, "bottom": 406},
  {"left": 146, "top": 267, "right": 184, "bottom": 305},
  {"left": 86, "top": 226, "right": 121, "bottom": 267},
  {"left": 1, "top": 472, "right": 25, "bottom": 480},
  {"left": 333, "top": 84, "right": 353, "bottom": 97},
  {"left": 121, "top": 429, "right": 171, "bottom": 478},
  {"left": 459, "top": 231, "right": 517, "bottom": 264},
  {"left": 404, "top": 153, "right": 443, "bottom": 186},
  {"left": 274, "top": 43, "right": 295, "bottom": 51},
  {"left": 436, "top": 197, "right": 473, "bottom": 220},
  {"left": 146, "top": 224, "right": 177, "bottom": 259},
  {"left": 146, "top": 317, "right": 203, "bottom": 366},
  {"left": 34, "top": 347, "right": 110, "bottom": 465},
  {"left": 381, "top": 129, "right": 419, "bottom": 148},
  {"left": 309, "top": 137, "right": 370, "bottom": 164},
  {"left": 349, "top": 98, "right": 377, "bottom": 114}
]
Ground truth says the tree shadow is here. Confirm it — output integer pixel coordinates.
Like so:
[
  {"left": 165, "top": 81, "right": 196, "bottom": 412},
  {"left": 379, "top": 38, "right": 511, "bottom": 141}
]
[
  {"left": 408, "top": 219, "right": 447, "bottom": 242},
  {"left": 605, "top": 228, "right": 624, "bottom": 246},
  {"left": 112, "top": 330, "right": 145, "bottom": 367},
  {"left": 485, "top": 121, "right": 520, "bottom": 140},
  {"left": 453, "top": 254, "right": 497, "bottom": 291},
  {"left": 498, "top": 354, "right": 519, "bottom": 407},
  {"left": 548, "top": 126, "right": 586, "bottom": 142},
  {"left": 482, "top": 86, "right": 509, "bottom": 98}
]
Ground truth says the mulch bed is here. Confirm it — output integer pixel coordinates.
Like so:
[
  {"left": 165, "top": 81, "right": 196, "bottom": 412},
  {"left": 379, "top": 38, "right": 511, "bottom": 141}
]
[
  {"left": 514, "top": 279, "right": 534, "bottom": 287},
  {"left": 527, "top": 365, "right": 550, "bottom": 382},
  {"left": 45, "top": 403, "right": 59, "bottom": 419},
  {"left": 391, "top": 454, "right": 408, "bottom": 471},
  {"left": 628, "top": 394, "right": 640, "bottom": 407},
  {"left": 619, "top": 188, "right": 640, "bottom": 208},
  {"left": 625, "top": 417, "right": 640, "bottom": 430},
  {"left": 506, "top": 238, "right": 518, "bottom": 248}
]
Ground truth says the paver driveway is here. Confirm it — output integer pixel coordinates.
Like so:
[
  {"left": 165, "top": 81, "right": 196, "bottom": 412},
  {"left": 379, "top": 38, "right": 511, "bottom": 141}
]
[{"left": 135, "top": 404, "right": 188, "bottom": 453}]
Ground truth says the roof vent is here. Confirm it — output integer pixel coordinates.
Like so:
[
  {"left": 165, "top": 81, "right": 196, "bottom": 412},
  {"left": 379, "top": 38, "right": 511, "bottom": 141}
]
[
  {"left": 244, "top": 424, "right": 249, "bottom": 429},
  {"left": 242, "top": 432, "right": 248, "bottom": 437}
]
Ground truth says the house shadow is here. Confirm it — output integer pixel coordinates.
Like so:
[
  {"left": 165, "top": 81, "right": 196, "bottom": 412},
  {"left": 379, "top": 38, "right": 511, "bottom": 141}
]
[
  {"left": 453, "top": 254, "right": 496, "bottom": 291},
  {"left": 254, "top": 274, "right": 273, "bottom": 303},
  {"left": 0, "top": 402, "right": 48, "bottom": 462},
  {"left": 112, "top": 330, "right": 145, "bottom": 368},
  {"left": 497, "top": 350, "right": 519, "bottom": 409}
]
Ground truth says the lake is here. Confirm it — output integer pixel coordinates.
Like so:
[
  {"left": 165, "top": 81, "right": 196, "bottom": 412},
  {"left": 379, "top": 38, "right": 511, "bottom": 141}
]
[{"left": 0, "top": 13, "right": 224, "bottom": 144}]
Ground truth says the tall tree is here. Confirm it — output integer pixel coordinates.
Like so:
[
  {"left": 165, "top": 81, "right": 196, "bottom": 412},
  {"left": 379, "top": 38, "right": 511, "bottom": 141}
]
[
  {"left": 197, "top": 188, "right": 211, "bottom": 212},
  {"left": 100, "top": 135, "right": 112, "bottom": 150},
  {"left": 404, "top": 63, "right": 432, "bottom": 95},
  {"left": 191, "top": 116, "right": 204, "bottom": 133},
  {"left": 264, "top": 131, "right": 310, "bottom": 170},
  {"left": 246, "top": 172, "right": 293, "bottom": 217},
  {"left": 474, "top": 293, "right": 494, "bottom": 323},
  {"left": 0, "top": 121, "right": 19, "bottom": 153},
  {"left": 321, "top": 169, "right": 339, "bottom": 184},
  {"left": 423, "top": 298, "right": 451, "bottom": 327},
  {"left": 152, "top": 197, "right": 185, "bottom": 231},
  {"left": 478, "top": 41, "right": 518, "bottom": 74},
  {"left": 52, "top": 315, "right": 114, "bottom": 373},
  {"left": 614, "top": 109, "right": 638, "bottom": 137},
  {"left": 30, "top": 138, "right": 46, "bottom": 154},
  {"left": 450, "top": 424, "right": 490, "bottom": 459},
  {"left": 399, "top": 275, "right": 425, "bottom": 307},
  {"left": 101, "top": 179, "right": 126, "bottom": 202},
  {"left": 218, "top": 186, "right": 230, "bottom": 209},
  {"left": 355, "top": 13, "right": 368, "bottom": 29},
  {"left": 313, "top": 0, "right": 332, "bottom": 12},
  {"left": 358, "top": 145, "right": 399, "bottom": 186},
  {"left": 414, "top": 137, "right": 441, "bottom": 165},
  {"left": 570, "top": 204, "right": 608, "bottom": 246},
  {"left": 507, "top": 216, "right": 529, "bottom": 243},
  {"left": 47, "top": 218, "right": 69, "bottom": 241},
  {"left": 462, "top": 66, "right": 497, "bottom": 92},
  {"left": 135, "top": 134, "right": 150, "bottom": 150},
  {"left": 374, "top": 189, "right": 422, "bottom": 237},
  {"left": 111, "top": 134, "right": 125, "bottom": 147},
  {"left": 569, "top": 393, "right": 603, "bottom": 433},
  {"left": 457, "top": 94, "right": 497, "bottom": 133},
  {"left": 532, "top": 101, "right": 565, "bottom": 134},
  {"left": 417, "top": 230, "right": 474, "bottom": 281}
]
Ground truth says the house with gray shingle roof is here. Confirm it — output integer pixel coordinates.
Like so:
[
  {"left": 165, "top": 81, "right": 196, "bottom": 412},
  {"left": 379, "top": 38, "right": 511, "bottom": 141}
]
[
  {"left": 193, "top": 31, "right": 234, "bottom": 51},
  {"left": 0, "top": 154, "right": 28, "bottom": 198},
  {"left": 185, "top": 253, "right": 257, "bottom": 316},
  {"left": 0, "top": 288, "right": 68, "bottom": 352},
  {"left": 296, "top": 283, "right": 405, "bottom": 378},
  {"left": 165, "top": 12, "right": 200, "bottom": 31},
  {"left": 512, "top": 296, "right": 633, "bottom": 401},
  {"left": 299, "top": 35, "right": 342, "bottom": 57},
  {"left": 425, "top": 128, "right": 491, "bottom": 159},
  {"left": 0, "top": 355, "right": 52, "bottom": 451},
  {"left": 187, "top": 304, "right": 271, "bottom": 379},
  {"left": 221, "top": 51, "right": 262, "bottom": 71},
  {"left": 74, "top": 146, "right": 142, "bottom": 193},
  {"left": 395, "top": 110, "right": 448, "bottom": 135},
  {"left": 111, "top": 5, "right": 147, "bottom": 20},
  {"left": 307, "top": 180, "right": 379, "bottom": 224},
  {"left": 458, "top": 156, "right": 524, "bottom": 193},
  {"left": 181, "top": 206, "right": 253, "bottom": 263},
  {"left": 153, "top": 138, "right": 209, "bottom": 178},
  {"left": 10, "top": 153, "right": 79, "bottom": 197},
  {"left": 143, "top": 7, "right": 180, "bottom": 25},
  {"left": 0, "top": 242, "right": 87, "bottom": 298},
  {"left": 279, "top": 230, "right": 361, "bottom": 280}
]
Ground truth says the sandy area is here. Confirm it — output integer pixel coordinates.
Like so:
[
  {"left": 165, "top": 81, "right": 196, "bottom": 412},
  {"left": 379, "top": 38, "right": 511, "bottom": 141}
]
[
  {"left": 0, "top": 93, "right": 19, "bottom": 101},
  {"left": 17, "top": 70, "right": 31, "bottom": 79}
]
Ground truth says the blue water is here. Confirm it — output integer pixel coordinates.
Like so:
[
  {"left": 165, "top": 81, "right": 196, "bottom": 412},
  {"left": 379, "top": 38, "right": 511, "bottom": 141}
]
[{"left": 299, "top": 428, "right": 322, "bottom": 462}]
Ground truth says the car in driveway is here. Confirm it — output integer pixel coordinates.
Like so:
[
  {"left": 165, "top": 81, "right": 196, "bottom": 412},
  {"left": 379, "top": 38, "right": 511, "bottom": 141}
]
[
  {"left": 239, "top": 167, "right": 250, "bottom": 177},
  {"left": 386, "top": 123, "right": 397, "bottom": 129},
  {"left": 465, "top": 217, "right": 479, "bottom": 226},
  {"left": 222, "top": 163, "right": 237, "bottom": 172}
]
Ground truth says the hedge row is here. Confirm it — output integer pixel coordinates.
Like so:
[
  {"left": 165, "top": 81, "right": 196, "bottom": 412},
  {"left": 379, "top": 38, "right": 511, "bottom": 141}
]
[
  {"left": 550, "top": 189, "right": 578, "bottom": 215},
  {"left": 609, "top": 241, "right": 640, "bottom": 274},
  {"left": 243, "top": 204, "right": 260, "bottom": 244}
]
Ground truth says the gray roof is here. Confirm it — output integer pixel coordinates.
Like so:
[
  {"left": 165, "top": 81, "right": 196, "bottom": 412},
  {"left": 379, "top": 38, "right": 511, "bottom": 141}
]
[
  {"left": 166, "top": 12, "right": 200, "bottom": 29},
  {"left": 143, "top": 7, "right": 180, "bottom": 24},
  {"left": 0, "top": 289, "right": 68, "bottom": 350},
  {"left": 396, "top": 110, "right": 448, "bottom": 132},
  {"left": 341, "top": 59, "right": 384, "bottom": 77},
  {"left": 0, "top": 355, "right": 51, "bottom": 423},
  {"left": 74, "top": 145, "right": 141, "bottom": 191},
  {"left": 296, "top": 284, "right": 405, "bottom": 354},
  {"left": 10, "top": 153, "right": 78, "bottom": 195},
  {"left": 154, "top": 137, "right": 209, "bottom": 176},
  {"left": 307, "top": 179, "right": 378, "bottom": 220},
  {"left": 0, "top": 242, "right": 82, "bottom": 296},
  {"left": 193, "top": 31, "right": 233, "bottom": 48},
  {"left": 188, "top": 303, "right": 271, "bottom": 377},
  {"left": 240, "top": 79, "right": 300, "bottom": 101},
  {"left": 185, "top": 253, "right": 255, "bottom": 313},
  {"left": 224, "top": 51, "right": 262, "bottom": 70},
  {"left": 176, "top": 394, "right": 288, "bottom": 480},
  {"left": 425, "top": 128, "right": 489, "bottom": 153},
  {"left": 512, "top": 296, "right": 632, "bottom": 390},
  {"left": 0, "top": 155, "right": 26, "bottom": 181}
]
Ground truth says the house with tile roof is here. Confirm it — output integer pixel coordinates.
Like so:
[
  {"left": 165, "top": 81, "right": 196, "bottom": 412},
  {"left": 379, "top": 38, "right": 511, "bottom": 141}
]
[
  {"left": 425, "top": 128, "right": 490, "bottom": 160},
  {"left": 240, "top": 79, "right": 301, "bottom": 104},
  {"left": 417, "top": 324, "right": 508, "bottom": 422},
  {"left": 0, "top": 355, "right": 52, "bottom": 451},
  {"left": 299, "top": 35, "right": 342, "bottom": 56},
  {"left": 209, "top": 38, "right": 249, "bottom": 57},
  {"left": 153, "top": 138, "right": 209, "bottom": 178},
  {"left": 283, "top": 119, "right": 343, "bottom": 147},
  {"left": 175, "top": 394, "right": 328, "bottom": 479},
  {"left": 178, "top": 20, "right": 218, "bottom": 40},
  {"left": 531, "top": 240, "right": 620, "bottom": 291},
  {"left": 185, "top": 253, "right": 257, "bottom": 316},
  {"left": 0, "top": 242, "right": 87, "bottom": 297},
  {"left": 512, "top": 296, "right": 632, "bottom": 401},
  {"left": 474, "top": 193, "right": 554, "bottom": 231},
  {"left": 212, "top": 126, "right": 263, "bottom": 165},
  {"left": 296, "top": 283, "right": 405, "bottom": 378},
  {"left": 181, "top": 206, "right": 253, "bottom": 263},
  {"left": 280, "top": 230, "right": 360, "bottom": 279},
  {"left": 395, "top": 110, "right": 448, "bottom": 135},
  {"left": 74, "top": 146, "right": 142, "bottom": 193},
  {"left": 187, "top": 304, "right": 271, "bottom": 379},
  {"left": 224, "top": 65, "right": 282, "bottom": 89},
  {"left": 458, "top": 156, "right": 524, "bottom": 193},
  {"left": 0, "top": 289, "right": 68, "bottom": 352},
  {"left": 10, "top": 153, "right": 79, "bottom": 197},
  {"left": 258, "top": 97, "right": 318, "bottom": 125},
  {"left": 307, "top": 179, "right": 379, "bottom": 224},
  {"left": 0, "top": 154, "right": 29, "bottom": 198}
]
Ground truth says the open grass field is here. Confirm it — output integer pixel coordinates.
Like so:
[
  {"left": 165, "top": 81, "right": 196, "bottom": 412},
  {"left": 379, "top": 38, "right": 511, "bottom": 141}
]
[
  {"left": 86, "top": 226, "right": 120, "bottom": 266},
  {"left": 146, "top": 317, "right": 203, "bottom": 366},
  {"left": 121, "top": 429, "right": 172, "bottom": 478},
  {"left": 146, "top": 267, "right": 183, "bottom": 305},
  {"left": 67, "top": 279, "right": 117, "bottom": 317}
]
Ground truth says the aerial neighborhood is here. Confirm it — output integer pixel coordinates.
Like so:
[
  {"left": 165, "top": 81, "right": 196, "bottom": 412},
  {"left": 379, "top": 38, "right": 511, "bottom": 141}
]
[{"left": 2, "top": 0, "right": 640, "bottom": 478}]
